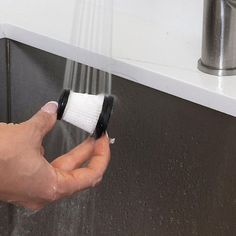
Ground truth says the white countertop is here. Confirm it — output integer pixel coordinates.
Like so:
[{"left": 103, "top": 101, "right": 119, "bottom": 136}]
[{"left": 1, "top": 0, "right": 236, "bottom": 117}]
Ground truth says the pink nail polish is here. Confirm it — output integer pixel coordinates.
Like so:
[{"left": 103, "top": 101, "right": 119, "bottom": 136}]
[{"left": 41, "top": 102, "right": 58, "bottom": 114}]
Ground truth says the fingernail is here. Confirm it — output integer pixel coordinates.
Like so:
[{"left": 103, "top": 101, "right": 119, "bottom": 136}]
[{"left": 41, "top": 101, "right": 58, "bottom": 114}]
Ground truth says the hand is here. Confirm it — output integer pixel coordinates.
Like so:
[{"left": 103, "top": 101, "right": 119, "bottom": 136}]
[{"left": 0, "top": 102, "right": 110, "bottom": 210}]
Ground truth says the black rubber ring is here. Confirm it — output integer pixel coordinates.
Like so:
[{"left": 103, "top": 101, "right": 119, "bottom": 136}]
[
  {"left": 57, "top": 89, "right": 70, "bottom": 120},
  {"left": 93, "top": 95, "right": 114, "bottom": 139}
]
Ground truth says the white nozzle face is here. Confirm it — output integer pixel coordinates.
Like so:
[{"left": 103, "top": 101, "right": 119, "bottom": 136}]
[{"left": 62, "top": 92, "right": 104, "bottom": 134}]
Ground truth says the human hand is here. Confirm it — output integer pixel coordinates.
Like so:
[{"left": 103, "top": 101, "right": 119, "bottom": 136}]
[{"left": 0, "top": 102, "right": 110, "bottom": 210}]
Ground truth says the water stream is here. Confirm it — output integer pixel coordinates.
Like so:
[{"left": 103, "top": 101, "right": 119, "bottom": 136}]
[{"left": 10, "top": 0, "right": 114, "bottom": 235}]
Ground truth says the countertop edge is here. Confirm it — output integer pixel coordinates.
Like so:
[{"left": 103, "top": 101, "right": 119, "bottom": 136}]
[{"left": 0, "top": 23, "right": 236, "bottom": 118}]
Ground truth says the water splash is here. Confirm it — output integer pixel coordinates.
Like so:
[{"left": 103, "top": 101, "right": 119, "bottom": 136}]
[{"left": 10, "top": 0, "right": 113, "bottom": 235}]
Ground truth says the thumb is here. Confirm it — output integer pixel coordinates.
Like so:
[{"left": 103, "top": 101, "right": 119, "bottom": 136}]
[{"left": 26, "top": 101, "right": 58, "bottom": 138}]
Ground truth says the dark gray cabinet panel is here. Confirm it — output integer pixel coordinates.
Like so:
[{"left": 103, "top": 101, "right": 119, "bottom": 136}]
[
  {"left": 10, "top": 41, "right": 66, "bottom": 123},
  {"left": 0, "top": 39, "right": 7, "bottom": 122},
  {"left": 102, "top": 77, "right": 236, "bottom": 236},
  {"left": 1, "top": 40, "right": 236, "bottom": 236}
]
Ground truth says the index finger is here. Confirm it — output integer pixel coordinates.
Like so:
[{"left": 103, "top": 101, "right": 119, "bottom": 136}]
[{"left": 55, "top": 135, "right": 110, "bottom": 198}]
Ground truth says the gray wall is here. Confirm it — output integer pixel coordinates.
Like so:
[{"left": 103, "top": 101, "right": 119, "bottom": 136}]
[{"left": 0, "top": 40, "right": 236, "bottom": 235}]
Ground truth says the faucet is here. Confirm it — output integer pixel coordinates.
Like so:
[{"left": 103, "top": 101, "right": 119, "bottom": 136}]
[{"left": 198, "top": 0, "right": 236, "bottom": 76}]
